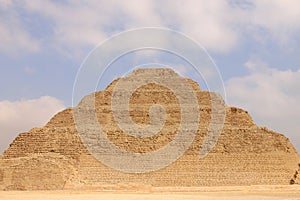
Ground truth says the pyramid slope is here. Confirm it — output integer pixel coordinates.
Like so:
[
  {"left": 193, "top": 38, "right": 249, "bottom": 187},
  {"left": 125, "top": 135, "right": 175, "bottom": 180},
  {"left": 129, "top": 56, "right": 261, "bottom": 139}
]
[{"left": 0, "top": 68, "right": 299, "bottom": 190}]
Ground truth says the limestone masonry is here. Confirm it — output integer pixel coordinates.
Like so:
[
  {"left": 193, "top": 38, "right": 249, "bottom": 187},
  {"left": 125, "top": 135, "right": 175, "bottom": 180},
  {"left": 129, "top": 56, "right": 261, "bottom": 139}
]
[{"left": 0, "top": 68, "right": 299, "bottom": 190}]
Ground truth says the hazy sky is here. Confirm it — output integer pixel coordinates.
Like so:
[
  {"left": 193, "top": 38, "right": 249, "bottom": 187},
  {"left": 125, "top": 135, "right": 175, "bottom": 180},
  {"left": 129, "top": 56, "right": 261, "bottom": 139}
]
[{"left": 0, "top": 0, "right": 299, "bottom": 154}]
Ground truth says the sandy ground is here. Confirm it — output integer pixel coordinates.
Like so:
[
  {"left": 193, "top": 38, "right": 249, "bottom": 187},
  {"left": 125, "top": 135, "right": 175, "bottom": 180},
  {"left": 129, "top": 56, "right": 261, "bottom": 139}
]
[{"left": 1, "top": 185, "right": 300, "bottom": 200}]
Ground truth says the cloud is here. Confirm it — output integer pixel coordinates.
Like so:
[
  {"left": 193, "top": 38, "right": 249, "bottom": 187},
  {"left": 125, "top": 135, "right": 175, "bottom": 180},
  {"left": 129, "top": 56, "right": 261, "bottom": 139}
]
[
  {"left": 0, "top": 1, "right": 40, "bottom": 55},
  {"left": 159, "top": 0, "right": 240, "bottom": 52},
  {"left": 251, "top": 0, "right": 300, "bottom": 44},
  {"left": 0, "top": 96, "right": 65, "bottom": 154},
  {"left": 0, "top": 0, "right": 12, "bottom": 8},
  {"left": 21, "top": 0, "right": 237, "bottom": 53},
  {"left": 225, "top": 61, "right": 300, "bottom": 153},
  {"left": 1, "top": 0, "right": 299, "bottom": 57},
  {"left": 21, "top": 0, "right": 163, "bottom": 58},
  {"left": 228, "top": 0, "right": 300, "bottom": 48}
]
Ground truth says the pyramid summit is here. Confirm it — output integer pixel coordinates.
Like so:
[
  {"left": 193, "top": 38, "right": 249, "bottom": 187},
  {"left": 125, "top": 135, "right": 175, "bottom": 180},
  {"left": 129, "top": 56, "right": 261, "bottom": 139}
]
[{"left": 0, "top": 68, "right": 299, "bottom": 190}]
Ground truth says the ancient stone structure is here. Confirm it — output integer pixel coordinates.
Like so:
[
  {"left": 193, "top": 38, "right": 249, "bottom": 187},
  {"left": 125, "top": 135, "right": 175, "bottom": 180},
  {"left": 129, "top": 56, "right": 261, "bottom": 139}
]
[
  {"left": 290, "top": 164, "right": 300, "bottom": 185},
  {"left": 0, "top": 68, "right": 299, "bottom": 190}
]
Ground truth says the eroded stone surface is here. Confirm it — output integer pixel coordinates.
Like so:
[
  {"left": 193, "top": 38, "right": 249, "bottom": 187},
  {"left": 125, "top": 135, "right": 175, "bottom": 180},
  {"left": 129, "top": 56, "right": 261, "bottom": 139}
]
[{"left": 0, "top": 68, "right": 299, "bottom": 190}]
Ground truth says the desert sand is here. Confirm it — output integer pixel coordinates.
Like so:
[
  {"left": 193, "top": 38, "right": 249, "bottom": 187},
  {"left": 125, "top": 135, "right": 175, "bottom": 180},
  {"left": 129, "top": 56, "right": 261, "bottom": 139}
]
[{"left": 1, "top": 185, "right": 300, "bottom": 200}]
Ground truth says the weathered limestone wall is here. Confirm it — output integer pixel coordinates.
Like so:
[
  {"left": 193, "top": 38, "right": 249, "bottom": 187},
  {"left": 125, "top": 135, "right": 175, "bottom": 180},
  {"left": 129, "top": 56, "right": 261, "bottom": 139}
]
[{"left": 0, "top": 68, "right": 299, "bottom": 190}]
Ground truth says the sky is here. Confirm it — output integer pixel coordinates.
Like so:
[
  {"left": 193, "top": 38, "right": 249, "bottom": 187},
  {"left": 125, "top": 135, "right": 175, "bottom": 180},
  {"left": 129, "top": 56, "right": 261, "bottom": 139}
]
[{"left": 0, "top": 0, "right": 300, "bottom": 154}]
